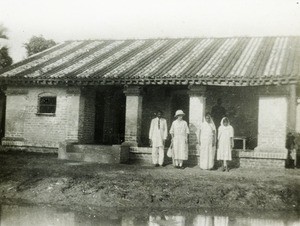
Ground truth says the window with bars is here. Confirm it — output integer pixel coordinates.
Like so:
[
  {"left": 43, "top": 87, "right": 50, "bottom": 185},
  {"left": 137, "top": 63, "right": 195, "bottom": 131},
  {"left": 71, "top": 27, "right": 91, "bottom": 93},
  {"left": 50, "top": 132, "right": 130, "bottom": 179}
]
[{"left": 38, "top": 96, "right": 57, "bottom": 114}]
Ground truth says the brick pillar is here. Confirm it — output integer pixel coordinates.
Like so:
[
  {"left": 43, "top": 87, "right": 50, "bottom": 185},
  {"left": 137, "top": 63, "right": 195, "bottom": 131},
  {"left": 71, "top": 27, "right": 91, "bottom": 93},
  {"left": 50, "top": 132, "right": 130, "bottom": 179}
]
[
  {"left": 2, "top": 87, "right": 28, "bottom": 146},
  {"left": 66, "top": 87, "right": 81, "bottom": 143},
  {"left": 103, "top": 91, "right": 114, "bottom": 144},
  {"left": 240, "top": 88, "right": 290, "bottom": 168},
  {"left": 122, "top": 86, "right": 143, "bottom": 147},
  {"left": 296, "top": 98, "right": 300, "bottom": 133},
  {"left": 255, "top": 95, "right": 288, "bottom": 156},
  {"left": 188, "top": 85, "right": 206, "bottom": 152},
  {"left": 288, "top": 84, "right": 297, "bottom": 132}
]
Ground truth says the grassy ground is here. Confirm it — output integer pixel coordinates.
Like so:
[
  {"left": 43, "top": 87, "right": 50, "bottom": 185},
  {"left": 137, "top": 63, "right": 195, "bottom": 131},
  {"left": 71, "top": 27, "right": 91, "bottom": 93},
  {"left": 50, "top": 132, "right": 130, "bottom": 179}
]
[{"left": 0, "top": 151, "right": 299, "bottom": 212}]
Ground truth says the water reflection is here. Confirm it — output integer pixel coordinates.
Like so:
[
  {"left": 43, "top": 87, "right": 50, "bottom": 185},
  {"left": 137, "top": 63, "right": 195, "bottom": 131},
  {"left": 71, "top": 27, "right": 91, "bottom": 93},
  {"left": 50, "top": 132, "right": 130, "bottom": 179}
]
[
  {"left": 149, "top": 215, "right": 185, "bottom": 226},
  {"left": 0, "top": 204, "right": 299, "bottom": 226},
  {"left": 1, "top": 205, "right": 75, "bottom": 226},
  {"left": 193, "top": 215, "right": 230, "bottom": 226}
]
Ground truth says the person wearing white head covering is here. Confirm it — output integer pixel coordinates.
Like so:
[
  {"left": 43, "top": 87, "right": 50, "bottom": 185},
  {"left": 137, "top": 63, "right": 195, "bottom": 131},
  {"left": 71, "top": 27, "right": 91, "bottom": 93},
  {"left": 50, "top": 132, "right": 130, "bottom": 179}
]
[
  {"left": 217, "top": 117, "right": 234, "bottom": 172},
  {"left": 169, "top": 110, "right": 190, "bottom": 168},
  {"left": 198, "top": 113, "right": 216, "bottom": 170}
]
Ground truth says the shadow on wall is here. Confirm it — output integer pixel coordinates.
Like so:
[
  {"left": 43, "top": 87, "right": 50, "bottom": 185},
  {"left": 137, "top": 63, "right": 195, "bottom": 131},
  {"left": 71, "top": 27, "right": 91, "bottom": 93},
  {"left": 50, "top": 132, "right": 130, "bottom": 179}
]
[{"left": 206, "top": 86, "right": 259, "bottom": 150}]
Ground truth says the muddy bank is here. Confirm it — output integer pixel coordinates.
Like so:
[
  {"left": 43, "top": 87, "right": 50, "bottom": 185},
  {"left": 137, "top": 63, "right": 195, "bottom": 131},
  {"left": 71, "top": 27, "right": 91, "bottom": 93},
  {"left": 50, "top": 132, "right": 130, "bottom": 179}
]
[{"left": 0, "top": 152, "right": 299, "bottom": 211}]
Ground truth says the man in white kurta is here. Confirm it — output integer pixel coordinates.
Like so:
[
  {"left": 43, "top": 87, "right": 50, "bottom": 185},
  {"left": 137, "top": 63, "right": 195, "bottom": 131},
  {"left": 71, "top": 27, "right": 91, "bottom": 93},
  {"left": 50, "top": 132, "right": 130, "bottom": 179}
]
[{"left": 149, "top": 111, "right": 168, "bottom": 166}]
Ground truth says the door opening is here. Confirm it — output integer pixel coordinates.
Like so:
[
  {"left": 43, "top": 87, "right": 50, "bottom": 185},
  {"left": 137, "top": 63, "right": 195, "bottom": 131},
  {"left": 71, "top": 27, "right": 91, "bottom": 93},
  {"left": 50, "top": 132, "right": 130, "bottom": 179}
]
[{"left": 94, "top": 89, "right": 125, "bottom": 145}]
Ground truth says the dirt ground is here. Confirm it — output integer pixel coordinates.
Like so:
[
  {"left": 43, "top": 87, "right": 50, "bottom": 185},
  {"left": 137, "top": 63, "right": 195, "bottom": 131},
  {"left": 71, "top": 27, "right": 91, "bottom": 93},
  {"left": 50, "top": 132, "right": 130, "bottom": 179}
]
[{"left": 0, "top": 151, "right": 299, "bottom": 213}]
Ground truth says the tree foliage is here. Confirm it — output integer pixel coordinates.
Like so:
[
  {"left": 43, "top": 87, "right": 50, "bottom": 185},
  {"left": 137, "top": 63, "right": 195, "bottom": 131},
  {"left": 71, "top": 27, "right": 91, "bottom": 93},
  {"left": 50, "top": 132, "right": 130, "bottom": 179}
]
[
  {"left": 25, "top": 36, "right": 56, "bottom": 57},
  {"left": 0, "top": 24, "right": 12, "bottom": 69},
  {"left": 0, "top": 47, "right": 13, "bottom": 69},
  {"left": 0, "top": 24, "right": 8, "bottom": 39}
]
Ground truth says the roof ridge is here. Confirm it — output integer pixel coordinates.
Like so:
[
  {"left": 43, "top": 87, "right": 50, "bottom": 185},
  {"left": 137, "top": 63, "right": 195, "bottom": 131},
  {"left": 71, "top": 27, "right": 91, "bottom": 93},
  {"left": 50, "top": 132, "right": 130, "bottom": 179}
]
[{"left": 64, "top": 36, "right": 300, "bottom": 42}]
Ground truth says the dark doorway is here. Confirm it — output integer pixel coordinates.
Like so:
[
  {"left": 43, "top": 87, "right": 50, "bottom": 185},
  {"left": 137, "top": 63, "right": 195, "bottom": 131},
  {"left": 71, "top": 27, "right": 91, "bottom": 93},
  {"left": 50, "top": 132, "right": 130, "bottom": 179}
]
[
  {"left": 94, "top": 88, "right": 126, "bottom": 145},
  {"left": 0, "top": 90, "right": 6, "bottom": 139}
]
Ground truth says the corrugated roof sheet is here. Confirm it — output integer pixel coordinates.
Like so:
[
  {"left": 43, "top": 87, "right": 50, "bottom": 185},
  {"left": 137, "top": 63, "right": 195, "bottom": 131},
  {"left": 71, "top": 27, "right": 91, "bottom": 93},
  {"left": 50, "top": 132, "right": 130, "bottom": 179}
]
[{"left": 0, "top": 37, "right": 299, "bottom": 86}]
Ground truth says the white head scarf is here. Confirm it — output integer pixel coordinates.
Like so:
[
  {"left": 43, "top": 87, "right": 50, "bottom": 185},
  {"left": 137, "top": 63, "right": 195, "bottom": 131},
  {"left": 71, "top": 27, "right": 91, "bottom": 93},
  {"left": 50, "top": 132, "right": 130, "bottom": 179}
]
[
  {"left": 202, "top": 114, "right": 216, "bottom": 132},
  {"left": 218, "top": 117, "right": 234, "bottom": 139},
  {"left": 220, "top": 117, "right": 230, "bottom": 127},
  {"left": 199, "top": 114, "right": 216, "bottom": 145}
]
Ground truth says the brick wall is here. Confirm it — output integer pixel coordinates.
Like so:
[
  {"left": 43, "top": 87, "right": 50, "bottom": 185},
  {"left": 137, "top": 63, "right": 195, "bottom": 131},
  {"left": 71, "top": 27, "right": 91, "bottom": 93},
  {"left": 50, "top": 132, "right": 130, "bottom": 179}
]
[
  {"left": 129, "top": 147, "right": 286, "bottom": 168},
  {"left": 256, "top": 96, "right": 288, "bottom": 152},
  {"left": 124, "top": 93, "right": 143, "bottom": 146},
  {"left": 297, "top": 98, "right": 300, "bottom": 133},
  {"left": 297, "top": 86, "right": 300, "bottom": 133},
  {"left": 65, "top": 88, "right": 81, "bottom": 141},
  {"left": 4, "top": 94, "right": 27, "bottom": 140},
  {"left": 3, "top": 86, "right": 95, "bottom": 149},
  {"left": 129, "top": 147, "right": 241, "bottom": 167},
  {"left": 23, "top": 88, "right": 70, "bottom": 147},
  {"left": 238, "top": 149, "right": 287, "bottom": 168},
  {"left": 205, "top": 86, "right": 259, "bottom": 149}
]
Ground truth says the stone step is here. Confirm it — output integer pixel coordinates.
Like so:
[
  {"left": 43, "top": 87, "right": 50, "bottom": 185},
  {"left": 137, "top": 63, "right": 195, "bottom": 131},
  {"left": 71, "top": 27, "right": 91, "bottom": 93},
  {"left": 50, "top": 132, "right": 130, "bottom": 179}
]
[
  {"left": 58, "top": 143, "right": 129, "bottom": 163},
  {"left": 68, "top": 144, "right": 120, "bottom": 153},
  {"left": 66, "top": 152, "right": 120, "bottom": 163}
]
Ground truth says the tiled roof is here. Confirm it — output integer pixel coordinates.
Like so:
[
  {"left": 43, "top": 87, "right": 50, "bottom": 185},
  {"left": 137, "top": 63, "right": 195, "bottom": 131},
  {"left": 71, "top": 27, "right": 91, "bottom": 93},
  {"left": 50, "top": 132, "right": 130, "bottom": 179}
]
[{"left": 0, "top": 37, "right": 299, "bottom": 86}]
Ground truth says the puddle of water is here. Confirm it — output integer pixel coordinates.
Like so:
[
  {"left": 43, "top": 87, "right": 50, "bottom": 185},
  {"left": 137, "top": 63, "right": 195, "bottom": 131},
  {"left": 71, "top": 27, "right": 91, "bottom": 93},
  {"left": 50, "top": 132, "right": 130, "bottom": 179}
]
[{"left": 0, "top": 204, "right": 299, "bottom": 226}]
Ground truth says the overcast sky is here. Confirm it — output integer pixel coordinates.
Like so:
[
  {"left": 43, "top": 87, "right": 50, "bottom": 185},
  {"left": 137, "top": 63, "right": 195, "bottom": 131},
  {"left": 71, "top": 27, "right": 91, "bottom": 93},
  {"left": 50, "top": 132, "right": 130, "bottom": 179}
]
[{"left": 0, "top": 0, "right": 300, "bottom": 62}]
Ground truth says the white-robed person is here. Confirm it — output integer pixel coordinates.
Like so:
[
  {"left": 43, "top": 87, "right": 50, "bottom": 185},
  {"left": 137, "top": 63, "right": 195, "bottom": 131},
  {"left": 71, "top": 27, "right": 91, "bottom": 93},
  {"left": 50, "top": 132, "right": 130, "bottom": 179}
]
[
  {"left": 169, "top": 110, "right": 189, "bottom": 169},
  {"left": 217, "top": 117, "right": 234, "bottom": 172},
  {"left": 149, "top": 110, "right": 168, "bottom": 167},
  {"left": 198, "top": 113, "right": 216, "bottom": 170}
]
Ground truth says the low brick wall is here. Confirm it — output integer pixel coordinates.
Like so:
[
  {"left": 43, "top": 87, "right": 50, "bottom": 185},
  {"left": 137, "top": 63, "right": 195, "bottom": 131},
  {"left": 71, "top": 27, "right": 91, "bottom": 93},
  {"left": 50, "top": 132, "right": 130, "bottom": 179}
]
[
  {"left": 239, "top": 150, "right": 287, "bottom": 168},
  {"left": 129, "top": 147, "right": 240, "bottom": 168},
  {"left": 0, "top": 145, "right": 58, "bottom": 153},
  {"left": 240, "top": 158, "right": 285, "bottom": 168},
  {"left": 2, "top": 137, "right": 25, "bottom": 146},
  {"left": 129, "top": 147, "right": 162, "bottom": 165},
  {"left": 0, "top": 144, "right": 290, "bottom": 169}
]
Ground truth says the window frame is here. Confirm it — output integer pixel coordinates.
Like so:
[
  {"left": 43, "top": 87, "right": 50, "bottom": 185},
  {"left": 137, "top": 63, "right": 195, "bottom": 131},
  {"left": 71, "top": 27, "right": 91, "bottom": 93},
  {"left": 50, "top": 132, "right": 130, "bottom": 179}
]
[{"left": 36, "top": 93, "right": 57, "bottom": 116}]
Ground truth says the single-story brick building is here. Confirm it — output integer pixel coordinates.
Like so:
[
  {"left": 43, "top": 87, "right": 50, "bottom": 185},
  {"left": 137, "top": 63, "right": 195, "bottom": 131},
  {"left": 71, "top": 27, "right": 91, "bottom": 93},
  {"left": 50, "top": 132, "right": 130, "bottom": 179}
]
[{"left": 0, "top": 37, "right": 299, "bottom": 167}]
